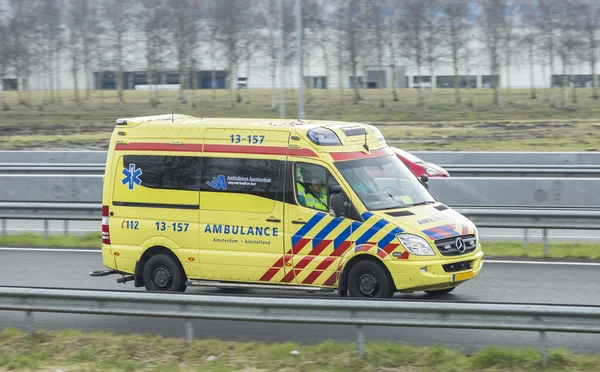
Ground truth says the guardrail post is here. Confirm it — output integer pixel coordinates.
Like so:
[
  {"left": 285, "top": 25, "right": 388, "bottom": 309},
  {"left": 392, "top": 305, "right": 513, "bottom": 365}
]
[
  {"left": 64, "top": 220, "right": 69, "bottom": 236},
  {"left": 357, "top": 325, "right": 365, "bottom": 358},
  {"left": 523, "top": 228, "right": 528, "bottom": 247},
  {"left": 1, "top": 219, "right": 5, "bottom": 237},
  {"left": 542, "top": 229, "right": 548, "bottom": 256},
  {"left": 44, "top": 220, "right": 49, "bottom": 240},
  {"left": 25, "top": 311, "right": 34, "bottom": 336},
  {"left": 539, "top": 330, "right": 548, "bottom": 368},
  {"left": 185, "top": 319, "right": 194, "bottom": 346}
]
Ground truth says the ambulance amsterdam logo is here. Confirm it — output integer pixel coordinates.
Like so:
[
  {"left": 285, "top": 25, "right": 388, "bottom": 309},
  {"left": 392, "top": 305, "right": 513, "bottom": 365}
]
[
  {"left": 455, "top": 237, "right": 466, "bottom": 253},
  {"left": 207, "top": 175, "right": 227, "bottom": 190},
  {"left": 122, "top": 164, "right": 142, "bottom": 190}
]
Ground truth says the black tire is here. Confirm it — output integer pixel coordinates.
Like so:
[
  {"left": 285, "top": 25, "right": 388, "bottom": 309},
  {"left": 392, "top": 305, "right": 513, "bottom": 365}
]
[
  {"left": 425, "top": 287, "right": 455, "bottom": 296},
  {"left": 142, "top": 254, "right": 186, "bottom": 292},
  {"left": 347, "top": 260, "right": 395, "bottom": 298}
]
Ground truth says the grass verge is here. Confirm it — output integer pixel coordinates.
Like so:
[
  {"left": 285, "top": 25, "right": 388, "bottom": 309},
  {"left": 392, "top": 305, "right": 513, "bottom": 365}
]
[
  {"left": 0, "top": 232, "right": 599, "bottom": 260},
  {"left": 2, "top": 88, "right": 600, "bottom": 151},
  {"left": 1, "top": 328, "right": 599, "bottom": 371}
]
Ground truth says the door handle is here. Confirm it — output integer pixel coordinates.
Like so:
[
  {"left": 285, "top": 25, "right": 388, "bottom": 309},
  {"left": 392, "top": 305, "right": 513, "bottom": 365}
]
[
  {"left": 292, "top": 220, "right": 306, "bottom": 225},
  {"left": 266, "top": 218, "right": 281, "bottom": 223}
]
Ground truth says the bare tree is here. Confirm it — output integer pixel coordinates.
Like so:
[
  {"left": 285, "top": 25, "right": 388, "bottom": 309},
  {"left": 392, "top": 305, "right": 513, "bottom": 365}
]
[
  {"left": 312, "top": 0, "right": 334, "bottom": 97},
  {"left": 536, "top": 0, "right": 559, "bottom": 102},
  {"left": 364, "top": 0, "right": 387, "bottom": 106},
  {"left": 521, "top": 1, "right": 539, "bottom": 99},
  {"left": 556, "top": 0, "right": 582, "bottom": 105},
  {"left": 343, "top": 0, "right": 366, "bottom": 104},
  {"left": 66, "top": 0, "right": 85, "bottom": 103},
  {"left": 169, "top": 0, "right": 202, "bottom": 104},
  {"left": 37, "top": 0, "right": 63, "bottom": 103},
  {"left": 0, "top": 2, "right": 10, "bottom": 110},
  {"left": 104, "top": 0, "right": 133, "bottom": 106},
  {"left": 422, "top": 0, "right": 445, "bottom": 101},
  {"left": 213, "top": 0, "right": 251, "bottom": 107},
  {"left": 580, "top": 0, "right": 600, "bottom": 100},
  {"left": 384, "top": 0, "right": 403, "bottom": 102},
  {"left": 79, "top": 0, "right": 102, "bottom": 100},
  {"left": 443, "top": 0, "right": 470, "bottom": 104},
  {"left": 479, "top": 0, "right": 505, "bottom": 106},
  {"left": 140, "top": 0, "right": 170, "bottom": 106},
  {"left": 7, "top": 0, "right": 38, "bottom": 104},
  {"left": 399, "top": 0, "right": 427, "bottom": 105},
  {"left": 502, "top": 2, "right": 518, "bottom": 92}
]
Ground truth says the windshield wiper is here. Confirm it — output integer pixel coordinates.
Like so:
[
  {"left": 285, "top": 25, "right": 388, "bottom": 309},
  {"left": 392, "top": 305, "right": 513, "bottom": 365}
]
[{"left": 411, "top": 200, "right": 436, "bottom": 207}]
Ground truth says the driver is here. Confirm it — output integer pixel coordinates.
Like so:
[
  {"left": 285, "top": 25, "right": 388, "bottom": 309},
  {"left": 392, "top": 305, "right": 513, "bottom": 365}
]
[{"left": 304, "top": 176, "right": 328, "bottom": 211}]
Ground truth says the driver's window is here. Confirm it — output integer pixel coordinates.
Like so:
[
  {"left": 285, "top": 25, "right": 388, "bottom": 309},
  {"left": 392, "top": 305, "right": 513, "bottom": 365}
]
[{"left": 294, "top": 163, "right": 338, "bottom": 212}]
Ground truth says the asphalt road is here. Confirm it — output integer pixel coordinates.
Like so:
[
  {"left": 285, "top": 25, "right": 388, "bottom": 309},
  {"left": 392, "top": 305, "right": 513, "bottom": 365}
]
[
  {"left": 4, "top": 220, "right": 600, "bottom": 244},
  {"left": 2, "top": 248, "right": 600, "bottom": 353}
]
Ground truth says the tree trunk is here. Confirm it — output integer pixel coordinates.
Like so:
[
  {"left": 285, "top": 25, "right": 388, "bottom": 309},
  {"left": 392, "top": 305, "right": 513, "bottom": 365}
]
[
  {"left": 351, "top": 61, "right": 360, "bottom": 104},
  {"left": 48, "top": 48, "right": 55, "bottom": 102},
  {"left": 528, "top": 39, "right": 536, "bottom": 99},
  {"left": 84, "top": 39, "right": 91, "bottom": 100},
  {"left": 561, "top": 55, "right": 567, "bottom": 106},
  {"left": 416, "top": 66, "right": 423, "bottom": 106},
  {"left": 429, "top": 64, "right": 435, "bottom": 103},
  {"left": 591, "top": 30, "right": 598, "bottom": 100},
  {"left": 228, "top": 56, "right": 235, "bottom": 108},
  {"left": 391, "top": 62, "right": 398, "bottom": 102},
  {"left": 72, "top": 52, "right": 80, "bottom": 103},
  {"left": 0, "top": 79, "right": 6, "bottom": 110},
  {"left": 542, "top": 62, "right": 549, "bottom": 101},
  {"left": 211, "top": 38, "right": 217, "bottom": 99},
  {"left": 146, "top": 34, "right": 153, "bottom": 105},
  {"left": 55, "top": 50, "right": 61, "bottom": 102},
  {"left": 548, "top": 36, "right": 555, "bottom": 103},
  {"left": 453, "top": 41, "right": 460, "bottom": 104},
  {"left": 571, "top": 68, "right": 577, "bottom": 104}
]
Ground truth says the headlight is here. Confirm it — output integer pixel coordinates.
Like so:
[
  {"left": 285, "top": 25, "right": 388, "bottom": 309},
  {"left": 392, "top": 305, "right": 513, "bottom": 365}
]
[{"left": 397, "top": 234, "right": 436, "bottom": 256}]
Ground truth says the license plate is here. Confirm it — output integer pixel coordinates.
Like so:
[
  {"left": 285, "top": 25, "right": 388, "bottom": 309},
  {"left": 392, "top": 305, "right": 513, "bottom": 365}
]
[{"left": 453, "top": 271, "right": 473, "bottom": 282}]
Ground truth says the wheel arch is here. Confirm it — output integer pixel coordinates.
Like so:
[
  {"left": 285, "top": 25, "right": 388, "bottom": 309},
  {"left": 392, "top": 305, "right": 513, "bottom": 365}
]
[
  {"left": 339, "top": 253, "right": 394, "bottom": 296},
  {"left": 134, "top": 245, "right": 186, "bottom": 288}
]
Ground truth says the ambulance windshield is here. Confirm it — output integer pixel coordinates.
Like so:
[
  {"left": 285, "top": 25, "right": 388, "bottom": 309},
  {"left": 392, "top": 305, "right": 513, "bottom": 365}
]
[{"left": 335, "top": 155, "right": 435, "bottom": 211}]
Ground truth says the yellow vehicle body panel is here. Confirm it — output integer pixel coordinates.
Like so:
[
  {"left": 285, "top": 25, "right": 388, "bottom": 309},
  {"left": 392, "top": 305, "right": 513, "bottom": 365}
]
[{"left": 98, "top": 114, "right": 483, "bottom": 294}]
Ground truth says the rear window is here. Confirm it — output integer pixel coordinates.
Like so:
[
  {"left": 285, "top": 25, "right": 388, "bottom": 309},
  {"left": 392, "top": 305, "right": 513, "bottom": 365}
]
[{"left": 122, "top": 155, "right": 200, "bottom": 191}]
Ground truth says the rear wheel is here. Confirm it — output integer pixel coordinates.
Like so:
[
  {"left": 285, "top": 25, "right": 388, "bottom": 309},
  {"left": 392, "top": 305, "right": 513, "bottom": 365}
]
[
  {"left": 425, "top": 287, "right": 455, "bottom": 296},
  {"left": 347, "top": 260, "right": 394, "bottom": 298},
  {"left": 143, "top": 254, "right": 186, "bottom": 292}
]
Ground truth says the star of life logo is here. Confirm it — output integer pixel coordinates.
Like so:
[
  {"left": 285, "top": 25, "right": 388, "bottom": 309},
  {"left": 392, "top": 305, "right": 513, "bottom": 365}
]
[{"left": 122, "top": 164, "right": 142, "bottom": 190}]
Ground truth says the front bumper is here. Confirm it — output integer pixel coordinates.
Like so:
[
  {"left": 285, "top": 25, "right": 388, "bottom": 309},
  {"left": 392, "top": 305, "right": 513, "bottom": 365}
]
[{"left": 385, "top": 250, "right": 484, "bottom": 292}]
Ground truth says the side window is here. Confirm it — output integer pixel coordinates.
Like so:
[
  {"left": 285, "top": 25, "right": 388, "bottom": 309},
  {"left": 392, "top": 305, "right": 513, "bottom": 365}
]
[
  {"left": 122, "top": 155, "right": 200, "bottom": 191},
  {"left": 294, "top": 163, "right": 338, "bottom": 212},
  {"left": 200, "top": 157, "right": 284, "bottom": 201}
]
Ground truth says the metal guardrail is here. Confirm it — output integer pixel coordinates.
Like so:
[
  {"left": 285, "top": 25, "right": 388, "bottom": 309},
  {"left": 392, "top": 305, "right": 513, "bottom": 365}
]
[
  {"left": 1, "top": 202, "right": 599, "bottom": 252},
  {"left": 2, "top": 286, "right": 600, "bottom": 367}
]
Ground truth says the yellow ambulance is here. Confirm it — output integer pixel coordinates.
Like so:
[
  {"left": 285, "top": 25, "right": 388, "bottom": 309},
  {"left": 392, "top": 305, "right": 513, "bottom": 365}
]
[{"left": 90, "top": 114, "right": 484, "bottom": 298}]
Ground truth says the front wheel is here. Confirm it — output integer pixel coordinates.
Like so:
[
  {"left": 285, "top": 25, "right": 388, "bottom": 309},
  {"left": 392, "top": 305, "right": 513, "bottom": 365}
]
[
  {"left": 143, "top": 254, "right": 186, "bottom": 292},
  {"left": 347, "top": 260, "right": 395, "bottom": 298}
]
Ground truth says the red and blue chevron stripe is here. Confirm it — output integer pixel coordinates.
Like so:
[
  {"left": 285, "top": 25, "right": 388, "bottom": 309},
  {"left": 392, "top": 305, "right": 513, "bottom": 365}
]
[{"left": 422, "top": 224, "right": 467, "bottom": 240}]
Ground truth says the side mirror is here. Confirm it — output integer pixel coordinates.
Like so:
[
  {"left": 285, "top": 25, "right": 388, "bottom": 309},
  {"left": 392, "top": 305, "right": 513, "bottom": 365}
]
[
  {"left": 420, "top": 174, "right": 429, "bottom": 190},
  {"left": 329, "top": 185, "right": 345, "bottom": 217}
]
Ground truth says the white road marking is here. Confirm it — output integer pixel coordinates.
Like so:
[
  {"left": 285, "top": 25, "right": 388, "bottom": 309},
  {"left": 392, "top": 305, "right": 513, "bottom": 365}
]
[
  {"left": 485, "top": 260, "right": 600, "bottom": 266},
  {"left": 0, "top": 247, "right": 99, "bottom": 252},
  {"left": 481, "top": 234, "right": 600, "bottom": 240}
]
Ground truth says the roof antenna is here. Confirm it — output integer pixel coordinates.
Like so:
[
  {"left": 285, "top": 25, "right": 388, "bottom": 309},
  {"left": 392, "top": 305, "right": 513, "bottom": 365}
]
[
  {"left": 363, "top": 130, "right": 369, "bottom": 152},
  {"left": 171, "top": 109, "right": 174, "bottom": 122}
]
